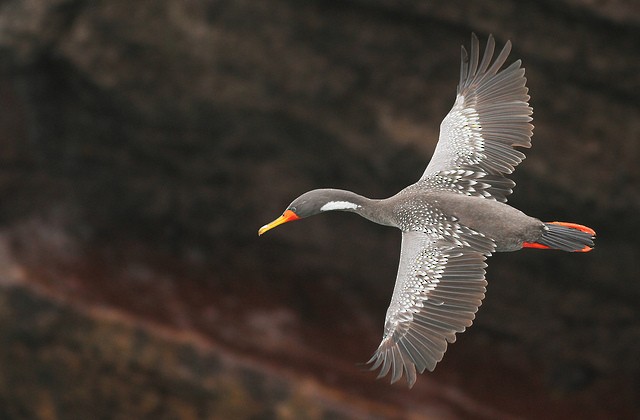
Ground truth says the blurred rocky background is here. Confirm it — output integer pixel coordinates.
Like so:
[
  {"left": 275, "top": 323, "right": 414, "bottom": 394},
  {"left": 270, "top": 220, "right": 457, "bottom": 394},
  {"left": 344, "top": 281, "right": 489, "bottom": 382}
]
[{"left": 0, "top": 0, "right": 638, "bottom": 418}]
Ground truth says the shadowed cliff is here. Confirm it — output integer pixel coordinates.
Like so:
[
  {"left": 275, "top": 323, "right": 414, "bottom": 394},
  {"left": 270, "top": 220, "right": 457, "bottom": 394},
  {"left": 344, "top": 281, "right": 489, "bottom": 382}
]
[{"left": 0, "top": 0, "right": 638, "bottom": 418}]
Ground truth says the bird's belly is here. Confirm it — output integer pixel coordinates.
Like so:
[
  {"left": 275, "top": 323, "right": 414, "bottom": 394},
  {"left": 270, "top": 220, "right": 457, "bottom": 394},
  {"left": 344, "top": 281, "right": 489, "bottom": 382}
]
[{"left": 435, "top": 193, "right": 544, "bottom": 252}]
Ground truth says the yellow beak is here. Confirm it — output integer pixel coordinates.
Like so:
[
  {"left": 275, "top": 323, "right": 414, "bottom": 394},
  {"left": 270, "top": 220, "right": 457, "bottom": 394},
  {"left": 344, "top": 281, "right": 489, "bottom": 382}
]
[{"left": 258, "top": 210, "right": 300, "bottom": 236}]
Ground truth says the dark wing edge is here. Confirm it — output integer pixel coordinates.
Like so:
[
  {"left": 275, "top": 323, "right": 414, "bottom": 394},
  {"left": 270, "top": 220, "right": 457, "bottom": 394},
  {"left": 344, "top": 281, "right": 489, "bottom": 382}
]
[
  {"left": 420, "top": 33, "right": 534, "bottom": 202},
  {"left": 367, "top": 230, "right": 495, "bottom": 388}
]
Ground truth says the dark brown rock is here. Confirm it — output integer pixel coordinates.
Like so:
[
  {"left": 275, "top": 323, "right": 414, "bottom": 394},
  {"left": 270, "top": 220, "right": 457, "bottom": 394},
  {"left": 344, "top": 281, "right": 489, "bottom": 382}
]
[{"left": 0, "top": 0, "right": 638, "bottom": 418}]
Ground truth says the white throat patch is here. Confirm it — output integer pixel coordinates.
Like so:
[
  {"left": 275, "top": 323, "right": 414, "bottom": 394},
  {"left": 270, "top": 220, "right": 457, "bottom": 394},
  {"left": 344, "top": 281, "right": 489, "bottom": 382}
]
[{"left": 320, "top": 201, "right": 360, "bottom": 212}]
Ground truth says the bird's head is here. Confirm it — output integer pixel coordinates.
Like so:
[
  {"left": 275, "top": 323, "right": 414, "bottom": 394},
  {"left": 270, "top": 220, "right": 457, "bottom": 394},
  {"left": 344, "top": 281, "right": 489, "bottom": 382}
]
[{"left": 258, "top": 189, "right": 361, "bottom": 235}]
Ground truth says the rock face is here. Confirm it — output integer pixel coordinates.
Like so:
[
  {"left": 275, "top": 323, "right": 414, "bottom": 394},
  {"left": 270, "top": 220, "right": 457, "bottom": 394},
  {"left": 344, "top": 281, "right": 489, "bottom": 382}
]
[{"left": 0, "top": 0, "right": 639, "bottom": 418}]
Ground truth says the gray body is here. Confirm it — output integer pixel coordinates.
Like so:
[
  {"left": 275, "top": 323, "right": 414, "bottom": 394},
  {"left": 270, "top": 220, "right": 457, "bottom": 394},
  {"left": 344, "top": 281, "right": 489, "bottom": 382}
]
[{"left": 380, "top": 190, "right": 543, "bottom": 252}]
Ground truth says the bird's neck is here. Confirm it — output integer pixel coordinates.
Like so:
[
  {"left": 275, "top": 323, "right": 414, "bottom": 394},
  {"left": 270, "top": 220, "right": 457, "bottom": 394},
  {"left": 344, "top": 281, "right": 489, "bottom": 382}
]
[
  {"left": 316, "top": 189, "right": 387, "bottom": 224},
  {"left": 314, "top": 188, "right": 369, "bottom": 210}
]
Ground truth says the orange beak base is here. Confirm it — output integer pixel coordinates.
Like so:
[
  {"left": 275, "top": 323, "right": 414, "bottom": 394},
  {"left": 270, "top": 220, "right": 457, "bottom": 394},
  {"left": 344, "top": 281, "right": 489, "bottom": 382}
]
[{"left": 258, "top": 210, "right": 300, "bottom": 236}]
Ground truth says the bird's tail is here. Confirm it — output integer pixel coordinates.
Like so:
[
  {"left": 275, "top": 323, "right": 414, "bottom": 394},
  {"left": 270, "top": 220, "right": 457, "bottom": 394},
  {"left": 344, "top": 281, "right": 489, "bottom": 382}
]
[{"left": 523, "top": 222, "right": 595, "bottom": 252}]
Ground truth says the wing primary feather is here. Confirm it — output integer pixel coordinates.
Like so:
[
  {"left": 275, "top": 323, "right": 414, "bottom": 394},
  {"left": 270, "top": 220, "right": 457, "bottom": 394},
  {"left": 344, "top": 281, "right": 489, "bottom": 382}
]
[
  {"left": 399, "top": 335, "right": 430, "bottom": 372},
  {"left": 390, "top": 346, "right": 401, "bottom": 383},
  {"left": 484, "top": 39, "right": 512, "bottom": 78},
  {"left": 476, "top": 34, "right": 495, "bottom": 75},
  {"left": 466, "top": 33, "right": 481, "bottom": 87},
  {"left": 367, "top": 351, "right": 384, "bottom": 370},
  {"left": 407, "top": 324, "right": 448, "bottom": 356},
  {"left": 458, "top": 46, "right": 469, "bottom": 94},
  {"left": 399, "top": 348, "right": 418, "bottom": 387},
  {"left": 405, "top": 330, "right": 440, "bottom": 369},
  {"left": 378, "top": 348, "right": 392, "bottom": 378}
]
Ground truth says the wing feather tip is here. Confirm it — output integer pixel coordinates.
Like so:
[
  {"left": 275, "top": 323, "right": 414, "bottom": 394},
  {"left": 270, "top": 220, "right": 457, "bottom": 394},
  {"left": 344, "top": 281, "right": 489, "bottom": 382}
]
[{"left": 366, "top": 340, "right": 422, "bottom": 388}]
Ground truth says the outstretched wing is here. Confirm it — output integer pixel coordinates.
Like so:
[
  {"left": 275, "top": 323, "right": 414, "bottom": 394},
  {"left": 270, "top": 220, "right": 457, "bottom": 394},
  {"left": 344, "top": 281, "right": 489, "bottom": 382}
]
[
  {"left": 419, "top": 34, "right": 533, "bottom": 202},
  {"left": 367, "top": 230, "right": 495, "bottom": 388}
]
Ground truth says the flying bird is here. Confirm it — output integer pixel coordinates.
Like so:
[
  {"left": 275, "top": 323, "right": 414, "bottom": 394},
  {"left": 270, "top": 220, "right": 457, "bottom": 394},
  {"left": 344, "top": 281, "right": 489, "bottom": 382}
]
[{"left": 258, "top": 34, "right": 595, "bottom": 388}]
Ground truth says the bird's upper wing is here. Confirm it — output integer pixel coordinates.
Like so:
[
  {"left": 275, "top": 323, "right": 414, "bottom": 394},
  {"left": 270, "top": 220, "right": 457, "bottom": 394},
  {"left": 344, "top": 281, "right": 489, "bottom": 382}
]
[
  {"left": 367, "top": 229, "right": 495, "bottom": 387},
  {"left": 418, "top": 34, "right": 533, "bottom": 202}
]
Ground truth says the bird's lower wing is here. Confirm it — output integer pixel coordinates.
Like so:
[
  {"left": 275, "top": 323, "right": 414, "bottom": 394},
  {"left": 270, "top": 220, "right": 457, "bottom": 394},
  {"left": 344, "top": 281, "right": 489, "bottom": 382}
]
[{"left": 367, "top": 229, "right": 495, "bottom": 388}]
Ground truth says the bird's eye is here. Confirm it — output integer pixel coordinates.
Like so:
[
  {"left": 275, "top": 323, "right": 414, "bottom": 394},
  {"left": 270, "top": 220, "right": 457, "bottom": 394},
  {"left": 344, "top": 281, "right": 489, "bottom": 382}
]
[{"left": 289, "top": 206, "right": 296, "bottom": 213}]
